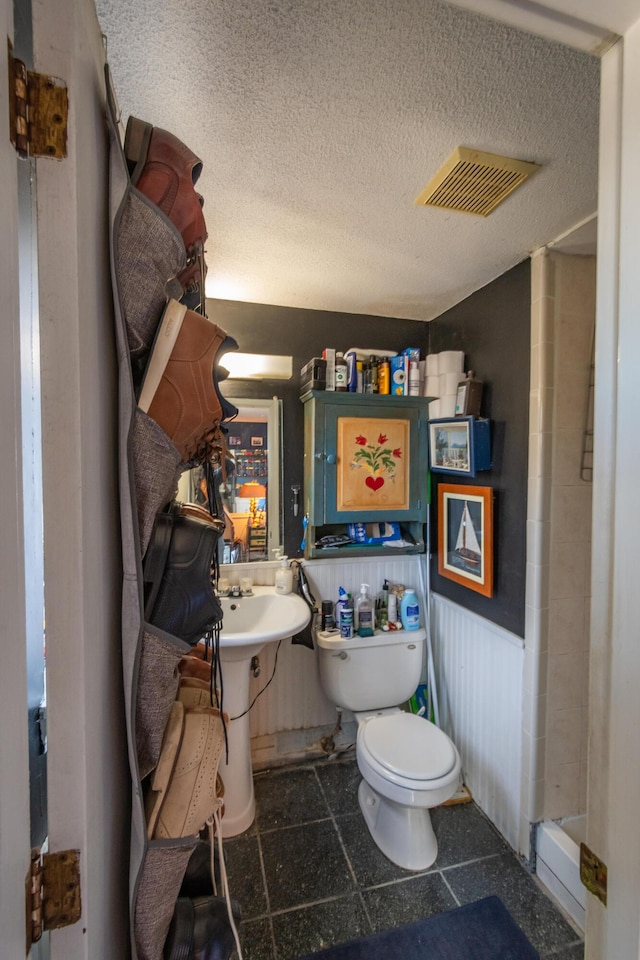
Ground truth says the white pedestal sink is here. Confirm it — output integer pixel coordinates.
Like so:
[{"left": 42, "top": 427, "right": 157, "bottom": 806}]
[{"left": 217, "top": 586, "right": 310, "bottom": 837}]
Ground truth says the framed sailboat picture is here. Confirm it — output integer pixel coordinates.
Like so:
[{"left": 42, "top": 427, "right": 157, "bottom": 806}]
[{"left": 437, "top": 483, "right": 494, "bottom": 597}]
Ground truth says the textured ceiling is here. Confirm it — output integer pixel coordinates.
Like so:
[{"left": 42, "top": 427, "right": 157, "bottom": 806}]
[{"left": 96, "top": 0, "right": 600, "bottom": 321}]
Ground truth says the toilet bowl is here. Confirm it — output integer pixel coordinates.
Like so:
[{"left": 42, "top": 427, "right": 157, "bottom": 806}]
[{"left": 355, "top": 709, "right": 461, "bottom": 870}]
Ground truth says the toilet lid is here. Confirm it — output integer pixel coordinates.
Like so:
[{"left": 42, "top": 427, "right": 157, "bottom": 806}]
[{"left": 360, "top": 712, "right": 456, "bottom": 781}]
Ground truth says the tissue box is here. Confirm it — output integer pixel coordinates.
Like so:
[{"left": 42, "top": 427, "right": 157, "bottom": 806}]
[{"left": 347, "top": 521, "right": 401, "bottom": 544}]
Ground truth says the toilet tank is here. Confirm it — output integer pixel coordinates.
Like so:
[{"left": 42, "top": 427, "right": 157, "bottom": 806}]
[{"left": 317, "top": 628, "right": 425, "bottom": 712}]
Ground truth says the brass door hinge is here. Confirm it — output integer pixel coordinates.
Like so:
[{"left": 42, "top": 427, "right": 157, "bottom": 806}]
[
  {"left": 580, "top": 841, "right": 607, "bottom": 906},
  {"left": 26, "top": 848, "right": 81, "bottom": 950},
  {"left": 8, "top": 44, "right": 68, "bottom": 159}
]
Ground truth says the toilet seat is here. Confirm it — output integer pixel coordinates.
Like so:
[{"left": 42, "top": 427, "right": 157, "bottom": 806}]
[{"left": 358, "top": 712, "right": 457, "bottom": 790}]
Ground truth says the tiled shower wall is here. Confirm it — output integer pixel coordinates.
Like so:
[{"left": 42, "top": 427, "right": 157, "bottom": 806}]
[{"left": 525, "top": 250, "right": 595, "bottom": 834}]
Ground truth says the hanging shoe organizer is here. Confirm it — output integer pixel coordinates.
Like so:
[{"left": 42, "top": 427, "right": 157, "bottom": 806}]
[{"left": 104, "top": 67, "right": 241, "bottom": 960}]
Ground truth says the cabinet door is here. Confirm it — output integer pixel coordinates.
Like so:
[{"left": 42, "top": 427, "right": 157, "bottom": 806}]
[{"left": 320, "top": 399, "right": 427, "bottom": 523}]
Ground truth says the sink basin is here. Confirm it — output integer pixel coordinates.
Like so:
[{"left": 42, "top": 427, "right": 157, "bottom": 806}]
[
  {"left": 220, "top": 586, "right": 311, "bottom": 648},
  {"left": 215, "top": 585, "right": 311, "bottom": 837}
]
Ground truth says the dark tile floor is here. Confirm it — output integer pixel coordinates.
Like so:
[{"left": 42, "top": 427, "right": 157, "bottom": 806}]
[{"left": 225, "top": 756, "right": 584, "bottom": 960}]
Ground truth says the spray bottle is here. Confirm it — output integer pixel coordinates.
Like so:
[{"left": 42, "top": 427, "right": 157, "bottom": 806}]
[{"left": 337, "top": 587, "right": 354, "bottom": 638}]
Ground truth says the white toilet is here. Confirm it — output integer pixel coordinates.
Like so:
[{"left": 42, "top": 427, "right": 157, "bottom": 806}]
[{"left": 317, "top": 626, "right": 461, "bottom": 871}]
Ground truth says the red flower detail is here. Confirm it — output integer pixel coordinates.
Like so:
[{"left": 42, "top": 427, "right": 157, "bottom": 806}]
[
  {"left": 393, "top": 448, "right": 402, "bottom": 458},
  {"left": 355, "top": 435, "right": 367, "bottom": 445},
  {"left": 378, "top": 433, "right": 388, "bottom": 444}
]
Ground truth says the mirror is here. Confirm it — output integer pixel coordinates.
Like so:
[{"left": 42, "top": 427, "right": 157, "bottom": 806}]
[{"left": 177, "top": 397, "right": 282, "bottom": 562}]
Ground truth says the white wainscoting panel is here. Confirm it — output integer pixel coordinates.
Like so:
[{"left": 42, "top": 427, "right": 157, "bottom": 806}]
[
  {"left": 431, "top": 593, "right": 524, "bottom": 850},
  {"left": 247, "top": 555, "right": 425, "bottom": 739}
]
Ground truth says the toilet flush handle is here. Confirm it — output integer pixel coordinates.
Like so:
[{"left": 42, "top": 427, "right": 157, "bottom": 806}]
[{"left": 332, "top": 651, "right": 348, "bottom": 660}]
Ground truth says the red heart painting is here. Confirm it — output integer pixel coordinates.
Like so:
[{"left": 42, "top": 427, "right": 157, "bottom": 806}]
[{"left": 366, "top": 476, "right": 384, "bottom": 492}]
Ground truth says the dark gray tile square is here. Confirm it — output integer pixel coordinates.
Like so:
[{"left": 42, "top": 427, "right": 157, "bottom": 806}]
[
  {"left": 235, "top": 917, "right": 274, "bottom": 960},
  {"left": 254, "top": 766, "right": 330, "bottom": 830},
  {"left": 224, "top": 834, "right": 268, "bottom": 920},
  {"left": 315, "top": 757, "right": 362, "bottom": 816},
  {"left": 540, "top": 943, "right": 584, "bottom": 959},
  {"left": 430, "top": 801, "right": 509, "bottom": 867},
  {"left": 261, "top": 819, "right": 355, "bottom": 911},
  {"left": 362, "top": 872, "right": 458, "bottom": 933},
  {"left": 336, "top": 813, "right": 420, "bottom": 887},
  {"left": 272, "top": 895, "right": 371, "bottom": 960},
  {"left": 444, "top": 853, "right": 577, "bottom": 955}
]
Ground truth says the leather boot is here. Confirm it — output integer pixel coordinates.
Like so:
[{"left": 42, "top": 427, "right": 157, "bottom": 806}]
[
  {"left": 179, "top": 655, "right": 215, "bottom": 685},
  {"left": 124, "top": 116, "right": 207, "bottom": 269},
  {"left": 146, "top": 701, "right": 226, "bottom": 840},
  {"left": 138, "top": 301, "right": 237, "bottom": 464},
  {"left": 143, "top": 503, "right": 223, "bottom": 645},
  {"left": 163, "top": 895, "right": 242, "bottom": 960},
  {"left": 180, "top": 839, "right": 221, "bottom": 900}
]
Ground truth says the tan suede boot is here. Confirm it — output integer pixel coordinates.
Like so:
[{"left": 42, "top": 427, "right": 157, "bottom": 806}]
[
  {"left": 146, "top": 701, "right": 226, "bottom": 839},
  {"left": 138, "top": 301, "right": 235, "bottom": 464}
]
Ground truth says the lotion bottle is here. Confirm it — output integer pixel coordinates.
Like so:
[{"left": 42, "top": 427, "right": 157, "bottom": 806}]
[
  {"left": 275, "top": 556, "right": 293, "bottom": 595},
  {"left": 400, "top": 588, "right": 420, "bottom": 630}
]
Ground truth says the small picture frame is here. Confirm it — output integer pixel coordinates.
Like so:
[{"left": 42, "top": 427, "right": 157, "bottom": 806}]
[
  {"left": 438, "top": 483, "right": 494, "bottom": 597},
  {"left": 428, "top": 416, "right": 491, "bottom": 477}
]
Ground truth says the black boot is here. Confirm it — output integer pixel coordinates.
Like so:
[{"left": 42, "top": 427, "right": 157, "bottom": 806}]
[
  {"left": 180, "top": 838, "right": 221, "bottom": 900},
  {"left": 164, "top": 895, "right": 242, "bottom": 960},
  {"left": 143, "top": 503, "right": 223, "bottom": 644}
]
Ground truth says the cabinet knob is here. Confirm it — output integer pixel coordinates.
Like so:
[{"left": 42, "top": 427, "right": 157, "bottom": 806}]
[
  {"left": 315, "top": 452, "right": 336, "bottom": 464},
  {"left": 326, "top": 453, "right": 336, "bottom": 465}
]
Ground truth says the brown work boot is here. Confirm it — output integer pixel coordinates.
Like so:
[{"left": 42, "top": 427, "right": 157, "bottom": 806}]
[
  {"left": 137, "top": 300, "right": 236, "bottom": 464},
  {"left": 124, "top": 116, "right": 207, "bottom": 267},
  {"left": 146, "top": 700, "right": 226, "bottom": 840},
  {"left": 179, "top": 655, "right": 215, "bottom": 685}
]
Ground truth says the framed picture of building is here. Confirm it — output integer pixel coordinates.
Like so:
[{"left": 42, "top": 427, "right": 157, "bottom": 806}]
[
  {"left": 437, "top": 483, "right": 494, "bottom": 597},
  {"left": 428, "top": 416, "right": 491, "bottom": 477}
]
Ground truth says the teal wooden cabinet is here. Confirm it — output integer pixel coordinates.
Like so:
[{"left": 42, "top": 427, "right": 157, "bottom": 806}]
[{"left": 301, "top": 390, "right": 429, "bottom": 558}]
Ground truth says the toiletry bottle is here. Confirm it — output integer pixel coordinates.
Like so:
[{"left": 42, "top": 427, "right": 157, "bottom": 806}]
[
  {"left": 400, "top": 588, "right": 420, "bottom": 630},
  {"left": 338, "top": 589, "right": 354, "bottom": 638},
  {"left": 355, "top": 583, "right": 374, "bottom": 636},
  {"left": 387, "top": 590, "right": 397, "bottom": 625},
  {"left": 275, "top": 556, "right": 293, "bottom": 595},
  {"left": 335, "top": 352, "right": 348, "bottom": 391},
  {"left": 321, "top": 599, "right": 335, "bottom": 631},
  {"left": 369, "top": 355, "right": 379, "bottom": 393},
  {"left": 377, "top": 580, "right": 390, "bottom": 629},
  {"left": 378, "top": 359, "right": 390, "bottom": 395}
]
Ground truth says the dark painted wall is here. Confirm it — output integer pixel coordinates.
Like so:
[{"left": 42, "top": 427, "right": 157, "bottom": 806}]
[
  {"left": 207, "top": 299, "right": 428, "bottom": 558},
  {"left": 427, "top": 260, "right": 531, "bottom": 637}
]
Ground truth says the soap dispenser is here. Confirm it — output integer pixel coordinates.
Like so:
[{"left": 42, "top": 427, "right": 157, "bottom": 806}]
[
  {"left": 275, "top": 555, "right": 293, "bottom": 595},
  {"left": 355, "top": 583, "right": 374, "bottom": 636}
]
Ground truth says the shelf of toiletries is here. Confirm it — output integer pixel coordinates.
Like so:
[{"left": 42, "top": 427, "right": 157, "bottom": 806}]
[{"left": 320, "top": 581, "right": 422, "bottom": 637}]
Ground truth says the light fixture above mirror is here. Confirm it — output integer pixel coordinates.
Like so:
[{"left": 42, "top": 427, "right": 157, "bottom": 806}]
[{"left": 224, "top": 353, "right": 292, "bottom": 380}]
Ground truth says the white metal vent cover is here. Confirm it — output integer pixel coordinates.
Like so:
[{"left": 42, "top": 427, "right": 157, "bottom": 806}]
[{"left": 415, "top": 146, "right": 541, "bottom": 217}]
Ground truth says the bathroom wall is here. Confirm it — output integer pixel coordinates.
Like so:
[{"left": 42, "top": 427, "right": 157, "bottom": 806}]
[
  {"left": 224, "top": 555, "right": 427, "bottom": 768},
  {"left": 207, "top": 297, "right": 429, "bottom": 558},
  {"left": 426, "top": 260, "right": 532, "bottom": 638}
]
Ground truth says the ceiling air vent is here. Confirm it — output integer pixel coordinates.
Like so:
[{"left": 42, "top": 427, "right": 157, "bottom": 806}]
[{"left": 415, "top": 147, "right": 541, "bottom": 217}]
